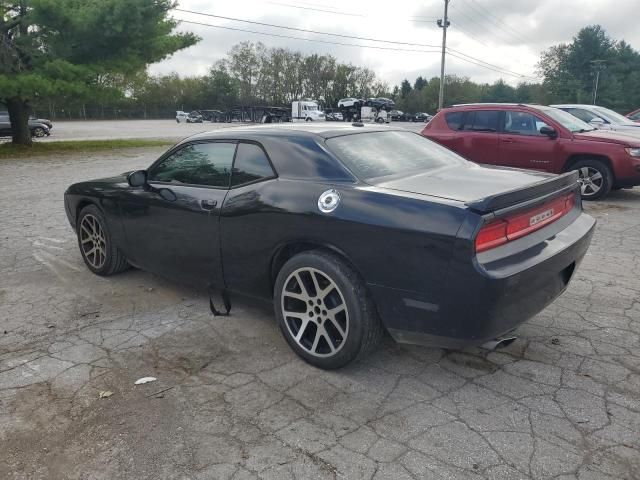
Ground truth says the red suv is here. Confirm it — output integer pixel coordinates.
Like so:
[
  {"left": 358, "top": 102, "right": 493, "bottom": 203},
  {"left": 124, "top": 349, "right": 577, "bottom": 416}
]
[{"left": 422, "top": 103, "right": 640, "bottom": 199}]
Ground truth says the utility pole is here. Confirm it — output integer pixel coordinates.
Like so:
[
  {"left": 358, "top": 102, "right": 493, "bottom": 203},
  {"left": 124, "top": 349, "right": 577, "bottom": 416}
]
[
  {"left": 437, "top": 0, "right": 450, "bottom": 111},
  {"left": 590, "top": 59, "right": 605, "bottom": 105}
]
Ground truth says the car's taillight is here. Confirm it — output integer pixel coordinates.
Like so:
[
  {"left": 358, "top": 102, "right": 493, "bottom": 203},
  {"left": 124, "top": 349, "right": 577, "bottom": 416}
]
[{"left": 475, "top": 192, "right": 576, "bottom": 253}]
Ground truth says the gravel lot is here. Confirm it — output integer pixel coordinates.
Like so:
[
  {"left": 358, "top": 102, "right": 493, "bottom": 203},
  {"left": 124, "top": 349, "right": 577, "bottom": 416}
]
[
  {"left": 1, "top": 140, "right": 640, "bottom": 479},
  {"left": 24, "top": 119, "right": 426, "bottom": 142}
]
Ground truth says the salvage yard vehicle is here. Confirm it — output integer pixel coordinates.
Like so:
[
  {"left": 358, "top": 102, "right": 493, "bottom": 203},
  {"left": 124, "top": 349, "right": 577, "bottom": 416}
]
[
  {"left": 552, "top": 104, "right": 640, "bottom": 135},
  {"left": 627, "top": 108, "right": 640, "bottom": 122},
  {"left": 422, "top": 103, "right": 640, "bottom": 199},
  {"left": 0, "top": 113, "right": 50, "bottom": 138},
  {"left": 64, "top": 124, "right": 595, "bottom": 369}
]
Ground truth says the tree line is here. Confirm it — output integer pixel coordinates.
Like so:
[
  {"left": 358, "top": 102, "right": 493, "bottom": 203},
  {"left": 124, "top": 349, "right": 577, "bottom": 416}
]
[
  {"left": 3, "top": 3, "right": 639, "bottom": 146},
  {"left": 29, "top": 24, "right": 640, "bottom": 123}
]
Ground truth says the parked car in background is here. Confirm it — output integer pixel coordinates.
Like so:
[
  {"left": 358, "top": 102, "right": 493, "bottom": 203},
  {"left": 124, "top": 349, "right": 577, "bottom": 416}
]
[
  {"left": 626, "top": 108, "right": 640, "bottom": 123},
  {"left": 176, "top": 111, "right": 188, "bottom": 123},
  {"left": 200, "top": 109, "right": 226, "bottom": 122},
  {"left": 64, "top": 123, "right": 594, "bottom": 368},
  {"left": 0, "top": 112, "right": 51, "bottom": 138},
  {"left": 324, "top": 109, "right": 343, "bottom": 121},
  {"left": 422, "top": 103, "right": 640, "bottom": 200},
  {"left": 552, "top": 104, "right": 640, "bottom": 135},
  {"left": 389, "top": 110, "right": 403, "bottom": 121},
  {"left": 413, "top": 112, "right": 433, "bottom": 122}
]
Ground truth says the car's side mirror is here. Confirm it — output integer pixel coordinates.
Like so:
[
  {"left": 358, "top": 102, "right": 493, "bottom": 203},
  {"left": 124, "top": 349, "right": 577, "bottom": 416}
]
[
  {"left": 589, "top": 117, "right": 606, "bottom": 126},
  {"left": 539, "top": 126, "right": 557, "bottom": 138},
  {"left": 127, "top": 170, "right": 148, "bottom": 187}
]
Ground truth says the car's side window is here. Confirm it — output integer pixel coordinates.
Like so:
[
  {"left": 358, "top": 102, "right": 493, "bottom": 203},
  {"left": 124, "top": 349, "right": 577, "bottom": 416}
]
[
  {"left": 630, "top": 111, "right": 640, "bottom": 121},
  {"left": 231, "top": 142, "right": 275, "bottom": 187},
  {"left": 445, "top": 111, "right": 464, "bottom": 130},
  {"left": 149, "top": 142, "right": 236, "bottom": 188},
  {"left": 504, "top": 111, "right": 550, "bottom": 136},
  {"left": 462, "top": 110, "right": 499, "bottom": 132},
  {"left": 566, "top": 108, "right": 599, "bottom": 123}
]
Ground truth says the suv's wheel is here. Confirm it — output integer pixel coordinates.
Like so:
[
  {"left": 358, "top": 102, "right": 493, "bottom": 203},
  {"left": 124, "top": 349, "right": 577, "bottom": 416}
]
[
  {"left": 32, "top": 127, "right": 46, "bottom": 137},
  {"left": 572, "top": 159, "right": 613, "bottom": 200},
  {"left": 274, "top": 251, "right": 384, "bottom": 369},
  {"left": 77, "top": 205, "right": 129, "bottom": 276}
]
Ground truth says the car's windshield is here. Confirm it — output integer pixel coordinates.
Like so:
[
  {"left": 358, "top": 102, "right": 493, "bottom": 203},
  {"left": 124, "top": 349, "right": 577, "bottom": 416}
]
[
  {"left": 326, "top": 131, "right": 466, "bottom": 182},
  {"left": 539, "top": 107, "right": 596, "bottom": 133},
  {"left": 593, "top": 106, "right": 637, "bottom": 125}
]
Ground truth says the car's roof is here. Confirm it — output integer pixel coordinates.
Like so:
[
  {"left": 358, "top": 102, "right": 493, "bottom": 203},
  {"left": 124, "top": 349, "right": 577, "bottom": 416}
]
[
  {"left": 183, "top": 123, "right": 407, "bottom": 142},
  {"left": 550, "top": 104, "right": 601, "bottom": 109}
]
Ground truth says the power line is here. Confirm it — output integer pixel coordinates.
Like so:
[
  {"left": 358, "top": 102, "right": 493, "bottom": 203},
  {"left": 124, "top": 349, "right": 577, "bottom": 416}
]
[
  {"left": 266, "top": 1, "right": 439, "bottom": 22},
  {"left": 174, "top": 9, "right": 540, "bottom": 80},
  {"left": 175, "top": 8, "right": 441, "bottom": 48},
  {"left": 459, "top": 0, "right": 533, "bottom": 46},
  {"left": 176, "top": 19, "right": 441, "bottom": 54}
]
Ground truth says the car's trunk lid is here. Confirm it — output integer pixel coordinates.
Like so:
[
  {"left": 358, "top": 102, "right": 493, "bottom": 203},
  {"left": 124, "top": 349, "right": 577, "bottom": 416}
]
[{"left": 373, "top": 163, "right": 578, "bottom": 213}]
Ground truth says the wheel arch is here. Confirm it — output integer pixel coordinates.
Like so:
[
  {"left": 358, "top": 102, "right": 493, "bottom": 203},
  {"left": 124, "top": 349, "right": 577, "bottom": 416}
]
[
  {"left": 269, "top": 241, "right": 363, "bottom": 295},
  {"left": 75, "top": 198, "right": 103, "bottom": 227},
  {"left": 563, "top": 153, "right": 615, "bottom": 178}
]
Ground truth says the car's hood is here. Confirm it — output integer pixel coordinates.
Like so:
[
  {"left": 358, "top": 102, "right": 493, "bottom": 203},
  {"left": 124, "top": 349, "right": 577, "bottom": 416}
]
[
  {"left": 574, "top": 129, "right": 640, "bottom": 145},
  {"left": 372, "top": 162, "right": 555, "bottom": 204}
]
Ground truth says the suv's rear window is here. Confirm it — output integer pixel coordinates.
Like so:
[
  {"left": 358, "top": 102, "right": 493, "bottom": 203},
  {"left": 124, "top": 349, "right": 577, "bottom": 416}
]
[
  {"left": 326, "top": 131, "right": 466, "bottom": 181},
  {"left": 445, "top": 111, "right": 464, "bottom": 130}
]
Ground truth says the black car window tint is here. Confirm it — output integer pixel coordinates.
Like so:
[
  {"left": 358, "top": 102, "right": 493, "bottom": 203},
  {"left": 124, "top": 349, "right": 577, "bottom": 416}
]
[
  {"left": 463, "top": 110, "right": 499, "bottom": 132},
  {"left": 445, "top": 111, "right": 464, "bottom": 130},
  {"left": 149, "top": 142, "right": 236, "bottom": 187},
  {"left": 504, "top": 111, "right": 550, "bottom": 136},
  {"left": 231, "top": 143, "right": 275, "bottom": 186}
]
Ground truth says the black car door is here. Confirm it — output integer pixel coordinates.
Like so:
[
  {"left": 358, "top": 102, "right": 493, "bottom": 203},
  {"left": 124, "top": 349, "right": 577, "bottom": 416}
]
[{"left": 119, "top": 140, "right": 236, "bottom": 287}]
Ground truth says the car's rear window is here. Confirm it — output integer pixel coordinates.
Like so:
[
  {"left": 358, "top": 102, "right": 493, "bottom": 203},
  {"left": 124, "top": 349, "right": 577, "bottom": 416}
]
[{"left": 325, "top": 131, "right": 466, "bottom": 181}]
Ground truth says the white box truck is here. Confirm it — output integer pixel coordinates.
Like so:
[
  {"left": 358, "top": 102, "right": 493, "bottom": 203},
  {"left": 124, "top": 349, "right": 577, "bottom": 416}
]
[{"left": 291, "top": 100, "right": 325, "bottom": 122}]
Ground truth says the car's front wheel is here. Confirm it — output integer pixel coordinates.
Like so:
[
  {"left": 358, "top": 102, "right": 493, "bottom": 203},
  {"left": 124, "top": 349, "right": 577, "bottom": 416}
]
[
  {"left": 32, "top": 127, "right": 46, "bottom": 137},
  {"left": 77, "top": 205, "right": 129, "bottom": 276},
  {"left": 573, "top": 159, "right": 613, "bottom": 200},
  {"left": 274, "top": 251, "right": 384, "bottom": 369}
]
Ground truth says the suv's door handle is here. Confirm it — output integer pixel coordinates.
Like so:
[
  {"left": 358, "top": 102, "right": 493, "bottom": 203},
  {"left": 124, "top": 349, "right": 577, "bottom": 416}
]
[{"left": 200, "top": 199, "right": 218, "bottom": 210}]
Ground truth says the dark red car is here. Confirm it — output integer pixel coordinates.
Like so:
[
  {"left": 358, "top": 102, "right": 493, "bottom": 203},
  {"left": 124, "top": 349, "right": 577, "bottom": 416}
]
[{"left": 422, "top": 103, "right": 640, "bottom": 199}]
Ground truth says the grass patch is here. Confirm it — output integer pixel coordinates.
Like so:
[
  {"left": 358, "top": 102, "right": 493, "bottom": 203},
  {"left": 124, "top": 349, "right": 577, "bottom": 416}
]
[{"left": 0, "top": 139, "right": 173, "bottom": 159}]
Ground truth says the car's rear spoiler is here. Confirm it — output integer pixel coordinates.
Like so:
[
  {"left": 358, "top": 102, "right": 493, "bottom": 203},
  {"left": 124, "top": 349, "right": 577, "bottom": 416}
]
[{"left": 466, "top": 171, "right": 580, "bottom": 213}]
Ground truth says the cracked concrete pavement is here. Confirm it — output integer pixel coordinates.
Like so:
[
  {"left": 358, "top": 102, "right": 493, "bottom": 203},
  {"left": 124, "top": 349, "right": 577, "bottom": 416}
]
[{"left": 1, "top": 145, "right": 640, "bottom": 479}]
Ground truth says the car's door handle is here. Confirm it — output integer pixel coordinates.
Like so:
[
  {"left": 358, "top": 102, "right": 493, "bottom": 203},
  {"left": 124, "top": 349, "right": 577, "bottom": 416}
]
[
  {"left": 501, "top": 137, "right": 516, "bottom": 143},
  {"left": 200, "top": 199, "right": 218, "bottom": 210}
]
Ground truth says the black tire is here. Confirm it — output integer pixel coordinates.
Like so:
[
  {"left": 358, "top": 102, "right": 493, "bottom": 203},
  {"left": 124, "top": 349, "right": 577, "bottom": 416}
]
[
  {"left": 306, "top": 117, "right": 312, "bottom": 122},
  {"left": 76, "top": 205, "right": 129, "bottom": 276},
  {"left": 32, "top": 127, "right": 46, "bottom": 137},
  {"left": 571, "top": 159, "right": 613, "bottom": 201},
  {"left": 274, "top": 251, "right": 384, "bottom": 369}
]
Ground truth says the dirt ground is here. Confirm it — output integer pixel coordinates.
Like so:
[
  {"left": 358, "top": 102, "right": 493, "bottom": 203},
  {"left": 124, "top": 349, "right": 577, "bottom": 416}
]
[{"left": 1, "top": 145, "right": 640, "bottom": 479}]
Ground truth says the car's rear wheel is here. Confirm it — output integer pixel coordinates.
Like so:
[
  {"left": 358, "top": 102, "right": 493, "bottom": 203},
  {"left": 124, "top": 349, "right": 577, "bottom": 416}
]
[
  {"left": 32, "top": 127, "right": 46, "bottom": 137},
  {"left": 572, "top": 159, "right": 613, "bottom": 200},
  {"left": 274, "top": 251, "right": 384, "bottom": 369},
  {"left": 77, "top": 205, "right": 129, "bottom": 276}
]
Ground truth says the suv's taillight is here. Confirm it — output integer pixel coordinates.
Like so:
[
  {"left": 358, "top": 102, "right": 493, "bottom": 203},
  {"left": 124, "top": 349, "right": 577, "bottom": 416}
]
[{"left": 475, "top": 192, "right": 576, "bottom": 253}]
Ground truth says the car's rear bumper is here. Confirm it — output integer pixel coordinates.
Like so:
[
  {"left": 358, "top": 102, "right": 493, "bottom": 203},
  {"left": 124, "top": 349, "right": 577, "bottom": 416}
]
[{"left": 369, "top": 212, "right": 595, "bottom": 349}]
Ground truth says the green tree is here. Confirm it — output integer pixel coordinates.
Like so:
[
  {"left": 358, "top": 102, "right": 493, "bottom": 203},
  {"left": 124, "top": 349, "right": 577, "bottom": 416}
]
[{"left": 0, "top": 0, "right": 198, "bottom": 144}]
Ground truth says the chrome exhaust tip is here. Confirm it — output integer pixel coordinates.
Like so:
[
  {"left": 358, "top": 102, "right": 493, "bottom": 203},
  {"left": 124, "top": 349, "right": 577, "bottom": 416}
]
[{"left": 481, "top": 336, "right": 517, "bottom": 351}]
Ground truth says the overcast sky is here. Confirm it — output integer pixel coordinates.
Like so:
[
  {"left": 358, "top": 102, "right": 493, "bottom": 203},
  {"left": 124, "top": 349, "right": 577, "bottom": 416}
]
[{"left": 149, "top": 0, "right": 640, "bottom": 87}]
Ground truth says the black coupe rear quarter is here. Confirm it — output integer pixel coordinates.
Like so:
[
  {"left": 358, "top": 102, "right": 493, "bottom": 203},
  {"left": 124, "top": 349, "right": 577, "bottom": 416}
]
[{"left": 65, "top": 124, "right": 595, "bottom": 368}]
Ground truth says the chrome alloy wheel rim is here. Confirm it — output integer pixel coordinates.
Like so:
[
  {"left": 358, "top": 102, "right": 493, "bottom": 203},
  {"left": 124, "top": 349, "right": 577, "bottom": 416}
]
[
  {"left": 578, "top": 167, "right": 603, "bottom": 196},
  {"left": 281, "top": 267, "right": 349, "bottom": 357},
  {"left": 79, "top": 214, "right": 107, "bottom": 269}
]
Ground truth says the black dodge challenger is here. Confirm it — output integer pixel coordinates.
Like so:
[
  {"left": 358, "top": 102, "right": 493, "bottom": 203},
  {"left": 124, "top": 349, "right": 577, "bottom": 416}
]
[{"left": 64, "top": 124, "right": 595, "bottom": 369}]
